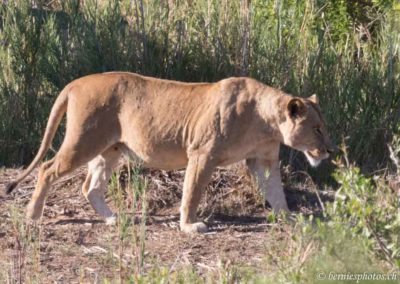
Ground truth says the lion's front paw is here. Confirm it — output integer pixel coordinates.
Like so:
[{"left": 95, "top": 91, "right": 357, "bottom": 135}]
[{"left": 180, "top": 222, "right": 208, "bottom": 234}]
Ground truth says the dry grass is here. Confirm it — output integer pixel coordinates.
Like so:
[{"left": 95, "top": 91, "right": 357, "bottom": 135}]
[{"left": 0, "top": 160, "right": 335, "bottom": 282}]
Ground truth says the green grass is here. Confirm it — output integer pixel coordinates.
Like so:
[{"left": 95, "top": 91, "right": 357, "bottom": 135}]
[
  {"left": 107, "top": 160, "right": 149, "bottom": 281},
  {"left": 3, "top": 203, "right": 43, "bottom": 283},
  {"left": 0, "top": 0, "right": 399, "bottom": 170}
]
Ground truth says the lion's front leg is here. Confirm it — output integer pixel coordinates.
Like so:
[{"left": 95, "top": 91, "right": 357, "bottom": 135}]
[
  {"left": 180, "top": 154, "right": 214, "bottom": 234},
  {"left": 246, "top": 158, "right": 289, "bottom": 214}
]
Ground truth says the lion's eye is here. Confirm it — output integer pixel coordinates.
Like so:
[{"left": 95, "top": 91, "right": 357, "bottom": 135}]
[{"left": 314, "top": 128, "right": 322, "bottom": 136}]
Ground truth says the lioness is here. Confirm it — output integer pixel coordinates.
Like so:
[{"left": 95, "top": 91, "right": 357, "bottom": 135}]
[{"left": 6, "top": 72, "right": 333, "bottom": 233}]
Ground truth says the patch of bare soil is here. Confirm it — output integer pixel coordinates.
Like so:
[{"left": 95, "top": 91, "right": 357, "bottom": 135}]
[{"left": 0, "top": 163, "right": 334, "bottom": 282}]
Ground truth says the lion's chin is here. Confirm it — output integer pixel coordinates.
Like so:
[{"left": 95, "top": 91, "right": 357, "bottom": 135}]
[{"left": 304, "top": 151, "right": 323, "bottom": 168}]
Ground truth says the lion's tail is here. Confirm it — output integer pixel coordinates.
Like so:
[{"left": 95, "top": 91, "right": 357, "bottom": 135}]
[{"left": 5, "top": 88, "right": 69, "bottom": 194}]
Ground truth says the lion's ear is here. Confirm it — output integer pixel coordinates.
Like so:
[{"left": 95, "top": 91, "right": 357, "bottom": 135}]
[
  {"left": 287, "top": 98, "right": 306, "bottom": 119},
  {"left": 308, "top": 94, "right": 319, "bottom": 104}
]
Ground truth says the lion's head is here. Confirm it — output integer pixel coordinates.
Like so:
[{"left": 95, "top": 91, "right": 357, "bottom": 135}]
[{"left": 279, "top": 94, "right": 334, "bottom": 167}]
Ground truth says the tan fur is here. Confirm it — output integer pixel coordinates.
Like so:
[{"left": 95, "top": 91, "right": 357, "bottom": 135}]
[{"left": 7, "top": 72, "right": 333, "bottom": 233}]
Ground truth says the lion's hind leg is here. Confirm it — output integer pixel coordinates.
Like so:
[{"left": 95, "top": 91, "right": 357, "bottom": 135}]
[
  {"left": 26, "top": 157, "right": 57, "bottom": 220},
  {"left": 82, "top": 145, "right": 121, "bottom": 225},
  {"left": 27, "top": 148, "right": 92, "bottom": 220}
]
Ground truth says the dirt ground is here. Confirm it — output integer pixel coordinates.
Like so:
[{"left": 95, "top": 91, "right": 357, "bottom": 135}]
[{"left": 0, "top": 163, "right": 334, "bottom": 282}]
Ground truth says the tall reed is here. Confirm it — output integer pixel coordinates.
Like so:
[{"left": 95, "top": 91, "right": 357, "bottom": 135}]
[{"left": 0, "top": 0, "right": 399, "bottom": 171}]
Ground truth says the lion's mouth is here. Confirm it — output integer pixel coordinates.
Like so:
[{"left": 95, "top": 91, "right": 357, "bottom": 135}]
[
  {"left": 307, "top": 150, "right": 329, "bottom": 160},
  {"left": 304, "top": 150, "right": 323, "bottom": 167},
  {"left": 306, "top": 150, "right": 319, "bottom": 159}
]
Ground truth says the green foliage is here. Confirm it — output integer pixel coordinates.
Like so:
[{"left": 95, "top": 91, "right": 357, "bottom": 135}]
[
  {"left": 261, "top": 220, "right": 387, "bottom": 283},
  {"left": 109, "top": 161, "right": 149, "bottom": 281},
  {"left": 258, "top": 142, "right": 400, "bottom": 283},
  {"left": 0, "top": 1, "right": 62, "bottom": 164},
  {"left": 329, "top": 164, "right": 400, "bottom": 267},
  {"left": 0, "top": 0, "right": 399, "bottom": 171},
  {"left": 256, "top": 160, "right": 399, "bottom": 283}
]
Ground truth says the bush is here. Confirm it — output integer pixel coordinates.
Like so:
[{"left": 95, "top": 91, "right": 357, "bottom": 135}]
[{"left": 260, "top": 156, "right": 399, "bottom": 283}]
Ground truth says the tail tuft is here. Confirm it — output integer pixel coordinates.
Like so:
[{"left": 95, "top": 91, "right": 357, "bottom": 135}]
[{"left": 5, "top": 181, "right": 18, "bottom": 194}]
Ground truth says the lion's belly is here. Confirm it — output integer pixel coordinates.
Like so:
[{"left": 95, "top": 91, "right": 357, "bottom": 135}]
[
  {"left": 143, "top": 148, "right": 189, "bottom": 170},
  {"left": 121, "top": 141, "right": 189, "bottom": 170},
  {"left": 121, "top": 133, "right": 267, "bottom": 170}
]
